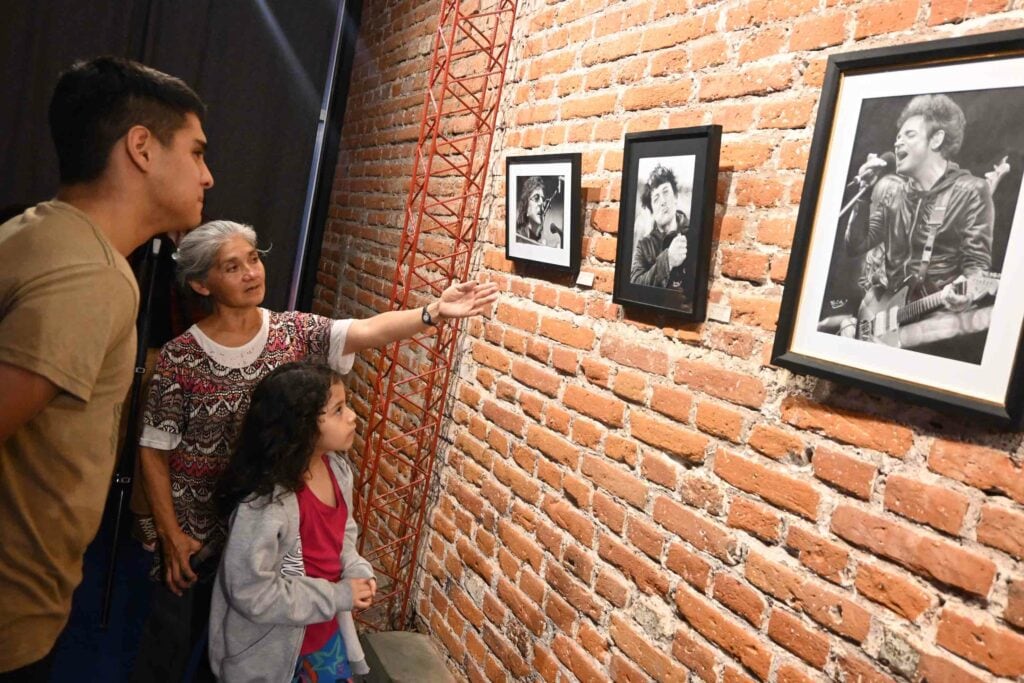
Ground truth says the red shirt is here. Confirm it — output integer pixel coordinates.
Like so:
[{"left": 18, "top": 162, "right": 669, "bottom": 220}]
[{"left": 296, "top": 455, "right": 347, "bottom": 654}]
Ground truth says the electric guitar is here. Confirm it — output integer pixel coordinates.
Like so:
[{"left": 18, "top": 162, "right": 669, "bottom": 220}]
[{"left": 857, "top": 273, "right": 1000, "bottom": 345}]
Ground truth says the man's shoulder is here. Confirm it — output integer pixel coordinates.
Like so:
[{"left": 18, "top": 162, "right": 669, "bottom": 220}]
[{"left": 0, "top": 201, "right": 128, "bottom": 277}]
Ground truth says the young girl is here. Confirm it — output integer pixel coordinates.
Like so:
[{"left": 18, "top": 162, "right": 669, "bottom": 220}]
[{"left": 208, "top": 361, "right": 376, "bottom": 682}]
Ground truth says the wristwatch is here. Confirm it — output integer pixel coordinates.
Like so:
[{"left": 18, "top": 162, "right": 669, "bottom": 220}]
[{"left": 422, "top": 304, "right": 439, "bottom": 326}]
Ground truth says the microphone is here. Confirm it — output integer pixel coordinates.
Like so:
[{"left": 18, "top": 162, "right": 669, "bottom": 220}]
[{"left": 848, "top": 152, "right": 896, "bottom": 187}]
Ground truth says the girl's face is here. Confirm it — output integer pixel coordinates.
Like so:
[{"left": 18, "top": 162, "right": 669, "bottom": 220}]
[{"left": 315, "top": 382, "right": 356, "bottom": 453}]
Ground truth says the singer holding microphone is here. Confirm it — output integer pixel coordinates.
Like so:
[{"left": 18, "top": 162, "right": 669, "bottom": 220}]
[
  {"left": 515, "top": 176, "right": 563, "bottom": 248},
  {"left": 825, "top": 94, "right": 996, "bottom": 349}
]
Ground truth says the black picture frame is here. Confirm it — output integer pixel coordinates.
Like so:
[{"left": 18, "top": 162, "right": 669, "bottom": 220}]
[
  {"left": 612, "top": 125, "right": 721, "bottom": 321},
  {"left": 772, "top": 29, "right": 1024, "bottom": 426},
  {"left": 505, "top": 152, "right": 582, "bottom": 273}
]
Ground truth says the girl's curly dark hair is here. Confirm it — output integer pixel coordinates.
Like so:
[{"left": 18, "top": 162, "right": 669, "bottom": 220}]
[{"left": 216, "top": 360, "right": 342, "bottom": 517}]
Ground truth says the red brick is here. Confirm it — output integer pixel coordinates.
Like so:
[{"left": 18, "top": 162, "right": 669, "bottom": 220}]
[
  {"left": 527, "top": 425, "right": 580, "bottom": 468},
  {"left": 836, "top": 647, "right": 897, "bottom": 683},
  {"left": 581, "top": 356, "right": 612, "bottom": 387},
  {"left": 782, "top": 397, "right": 912, "bottom": 457},
  {"left": 855, "top": 0, "right": 919, "bottom": 39},
  {"left": 916, "top": 652, "right": 986, "bottom": 683},
  {"left": 672, "top": 628, "right": 717, "bottom": 682},
  {"left": 696, "top": 402, "right": 745, "bottom": 442},
  {"left": 714, "top": 449, "right": 820, "bottom": 520},
  {"left": 473, "top": 341, "right": 511, "bottom": 372},
  {"left": 748, "top": 424, "right": 804, "bottom": 461},
  {"left": 641, "top": 452, "right": 679, "bottom": 489},
  {"left": 721, "top": 248, "right": 769, "bottom": 283},
  {"left": 613, "top": 369, "right": 648, "bottom": 402},
  {"left": 674, "top": 583, "right": 773, "bottom": 680},
  {"left": 623, "top": 80, "right": 694, "bottom": 111},
  {"left": 812, "top": 446, "right": 876, "bottom": 500},
  {"left": 551, "top": 634, "right": 605, "bottom": 683},
  {"left": 532, "top": 644, "right": 559, "bottom": 683},
  {"left": 610, "top": 614, "right": 688, "bottom": 682},
  {"left": 854, "top": 562, "right": 933, "bottom": 622},
  {"left": 606, "top": 434, "right": 639, "bottom": 466},
  {"left": 759, "top": 95, "right": 816, "bottom": 130},
  {"left": 699, "top": 63, "right": 792, "bottom": 101},
  {"left": 545, "top": 562, "right": 603, "bottom": 622},
  {"left": 539, "top": 316, "right": 596, "bottom": 349},
  {"left": 510, "top": 360, "right": 561, "bottom": 397},
  {"left": 727, "top": 496, "right": 782, "bottom": 543},
  {"left": 1006, "top": 579, "right": 1024, "bottom": 629},
  {"left": 497, "top": 519, "right": 542, "bottom": 573},
  {"left": 707, "top": 328, "right": 756, "bottom": 359},
  {"left": 714, "top": 573, "right": 766, "bottom": 627},
  {"left": 936, "top": 608, "right": 1024, "bottom": 677},
  {"left": 543, "top": 496, "right": 595, "bottom": 546},
  {"left": 929, "top": 439, "right": 1024, "bottom": 504},
  {"left": 720, "top": 140, "right": 774, "bottom": 171},
  {"left": 884, "top": 474, "right": 969, "bottom": 536},
  {"left": 784, "top": 525, "right": 849, "bottom": 583},
  {"left": 612, "top": 513, "right": 653, "bottom": 562},
  {"left": 791, "top": 11, "right": 847, "bottom": 51},
  {"left": 564, "top": 385, "right": 625, "bottom": 427},
  {"left": 977, "top": 504, "right": 1024, "bottom": 560},
  {"left": 654, "top": 496, "right": 739, "bottom": 563},
  {"left": 767, "top": 608, "right": 830, "bottom": 669},
  {"left": 831, "top": 505, "right": 996, "bottom": 597},
  {"left": 598, "top": 534, "right": 670, "bottom": 596},
  {"left": 675, "top": 359, "right": 766, "bottom": 408},
  {"left": 496, "top": 576, "right": 545, "bottom": 636},
  {"left": 593, "top": 490, "right": 626, "bottom": 534},
  {"left": 745, "top": 552, "right": 871, "bottom": 642},
  {"left": 496, "top": 301, "right": 539, "bottom": 332},
  {"left": 595, "top": 568, "right": 631, "bottom": 608},
  {"left": 600, "top": 334, "right": 669, "bottom": 374},
  {"left": 681, "top": 475, "right": 726, "bottom": 515},
  {"left": 666, "top": 542, "right": 713, "bottom": 590},
  {"left": 640, "top": 14, "right": 710, "bottom": 52},
  {"left": 582, "top": 455, "right": 647, "bottom": 509},
  {"left": 630, "top": 412, "right": 709, "bottom": 463},
  {"left": 483, "top": 400, "right": 525, "bottom": 435},
  {"left": 609, "top": 654, "right": 647, "bottom": 683},
  {"left": 650, "top": 384, "right": 694, "bottom": 422}
]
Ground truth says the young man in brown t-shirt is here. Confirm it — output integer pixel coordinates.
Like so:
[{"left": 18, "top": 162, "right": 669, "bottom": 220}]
[{"left": 0, "top": 57, "right": 214, "bottom": 678}]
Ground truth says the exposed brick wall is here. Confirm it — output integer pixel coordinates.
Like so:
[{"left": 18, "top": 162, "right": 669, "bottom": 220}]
[{"left": 320, "top": 0, "right": 1024, "bottom": 680}]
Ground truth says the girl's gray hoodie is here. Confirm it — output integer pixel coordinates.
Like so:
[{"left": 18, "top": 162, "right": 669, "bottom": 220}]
[{"left": 208, "top": 452, "right": 374, "bottom": 682}]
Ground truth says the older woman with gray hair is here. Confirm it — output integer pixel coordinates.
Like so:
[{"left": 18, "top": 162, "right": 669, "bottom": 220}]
[{"left": 132, "top": 220, "right": 497, "bottom": 681}]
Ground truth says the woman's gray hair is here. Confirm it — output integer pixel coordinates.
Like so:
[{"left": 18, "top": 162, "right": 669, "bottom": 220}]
[{"left": 172, "top": 220, "right": 261, "bottom": 287}]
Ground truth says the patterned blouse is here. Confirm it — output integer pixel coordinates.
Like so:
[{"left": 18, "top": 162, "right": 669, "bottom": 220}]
[{"left": 139, "top": 309, "right": 354, "bottom": 574}]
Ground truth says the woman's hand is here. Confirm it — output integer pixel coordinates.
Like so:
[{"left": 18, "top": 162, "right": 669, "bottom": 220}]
[
  {"left": 161, "top": 528, "right": 202, "bottom": 595},
  {"left": 436, "top": 280, "right": 499, "bottom": 320}
]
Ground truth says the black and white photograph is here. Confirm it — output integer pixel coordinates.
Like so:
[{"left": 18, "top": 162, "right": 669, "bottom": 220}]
[
  {"left": 505, "top": 153, "right": 581, "bottom": 272},
  {"left": 773, "top": 29, "right": 1024, "bottom": 424},
  {"left": 613, "top": 126, "right": 721, "bottom": 321}
]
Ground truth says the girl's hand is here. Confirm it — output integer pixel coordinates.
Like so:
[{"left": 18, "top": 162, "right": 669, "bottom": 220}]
[
  {"left": 437, "top": 281, "right": 499, "bottom": 320},
  {"left": 349, "top": 578, "right": 374, "bottom": 609}
]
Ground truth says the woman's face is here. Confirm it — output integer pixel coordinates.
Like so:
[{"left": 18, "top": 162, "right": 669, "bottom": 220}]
[{"left": 192, "top": 234, "right": 266, "bottom": 308}]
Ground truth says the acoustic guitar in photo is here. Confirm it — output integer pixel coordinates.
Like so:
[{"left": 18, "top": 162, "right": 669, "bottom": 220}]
[{"left": 857, "top": 272, "right": 1001, "bottom": 346}]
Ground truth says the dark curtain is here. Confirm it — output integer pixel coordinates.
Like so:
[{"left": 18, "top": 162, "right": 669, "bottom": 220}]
[{"left": 0, "top": 0, "right": 341, "bottom": 311}]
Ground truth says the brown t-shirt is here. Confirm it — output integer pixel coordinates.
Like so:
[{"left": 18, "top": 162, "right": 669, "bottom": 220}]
[{"left": 0, "top": 201, "right": 138, "bottom": 670}]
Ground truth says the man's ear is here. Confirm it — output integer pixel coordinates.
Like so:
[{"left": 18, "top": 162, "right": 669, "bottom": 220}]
[
  {"left": 125, "top": 125, "right": 155, "bottom": 172},
  {"left": 189, "top": 279, "right": 211, "bottom": 297},
  {"left": 929, "top": 129, "right": 946, "bottom": 152}
]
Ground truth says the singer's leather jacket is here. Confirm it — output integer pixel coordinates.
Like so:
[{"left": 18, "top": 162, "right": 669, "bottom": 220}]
[
  {"left": 844, "top": 163, "right": 993, "bottom": 299},
  {"left": 630, "top": 210, "right": 691, "bottom": 289}
]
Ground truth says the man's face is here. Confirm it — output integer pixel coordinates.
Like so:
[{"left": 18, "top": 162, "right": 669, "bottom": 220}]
[
  {"left": 894, "top": 114, "right": 941, "bottom": 178},
  {"left": 526, "top": 187, "right": 544, "bottom": 225},
  {"left": 193, "top": 234, "right": 266, "bottom": 308},
  {"left": 150, "top": 112, "right": 214, "bottom": 230},
  {"left": 649, "top": 181, "right": 676, "bottom": 229}
]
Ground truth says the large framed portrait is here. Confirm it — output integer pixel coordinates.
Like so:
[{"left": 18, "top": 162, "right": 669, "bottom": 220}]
[
  {"left": 612, "top": 126, "right": 721, "bottom": 321},
  {"left": 505, "top": 152, "right": 582, "bottom": 272},
  {"left": 773, "top": 29, "right": 1024, "bottom": 425}
]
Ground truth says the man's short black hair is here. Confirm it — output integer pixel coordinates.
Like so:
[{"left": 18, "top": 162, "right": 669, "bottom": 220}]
[
  {"left": 49, "top": 56, "right": 206, "bottom": 184},
  {"left": 640, "top": 164, "right": 678, "bottom": 213}
]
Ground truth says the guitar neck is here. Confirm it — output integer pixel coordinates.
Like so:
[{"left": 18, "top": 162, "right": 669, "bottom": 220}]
[{"left": 897, "top": 291, "right": 945, "bottom": 325}]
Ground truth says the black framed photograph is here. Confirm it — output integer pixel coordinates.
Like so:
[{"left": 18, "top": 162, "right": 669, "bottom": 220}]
[
  {"left": 773, "top": 29, "right": 1024, "bottom": 425},
  {"left": 505, "top": 152, "right": 582, "bottom": 272},
  {"left": 612, "top": 125, "right": 721, "bottom": 321}
]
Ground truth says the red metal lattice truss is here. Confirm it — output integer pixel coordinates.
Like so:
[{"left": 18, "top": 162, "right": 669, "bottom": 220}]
[{"left": 353, "top": 0, "right": 518, "bottom": 632}]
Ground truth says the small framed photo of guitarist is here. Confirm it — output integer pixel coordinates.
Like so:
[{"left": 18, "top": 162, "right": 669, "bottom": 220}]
[
  {"left": 612, "top": 125, "right": 721, "bottom": 321},
  {"left": 773, "top": 29, "right": 1024, "bottom": 425},
  {"left": 505, "top": 152, "right": 582, "bottom": 273}
]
